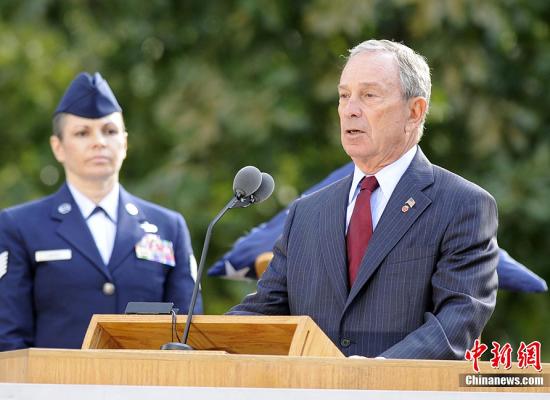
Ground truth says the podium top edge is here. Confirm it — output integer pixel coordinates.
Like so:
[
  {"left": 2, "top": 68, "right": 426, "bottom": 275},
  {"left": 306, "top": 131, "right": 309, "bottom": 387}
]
[{"left": 89, "top": 314, "right": 315, "bottom": 324}]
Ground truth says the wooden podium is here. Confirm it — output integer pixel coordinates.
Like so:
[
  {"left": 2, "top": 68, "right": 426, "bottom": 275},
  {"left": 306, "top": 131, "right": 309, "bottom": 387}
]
[
  {"left": 0, "top": 315, "right": 548, "bottom": 392},
  {"left": 81, "top": 314, "right": 344, "bottom": 357}
]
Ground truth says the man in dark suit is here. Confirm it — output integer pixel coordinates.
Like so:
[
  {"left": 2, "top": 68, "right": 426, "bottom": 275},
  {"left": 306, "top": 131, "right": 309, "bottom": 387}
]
[
  {"left": 229, "top": 39, "right": 498, "bottom": 359},
  {"left": 0, "top": 72, "right": 201, "bottom": 350}
]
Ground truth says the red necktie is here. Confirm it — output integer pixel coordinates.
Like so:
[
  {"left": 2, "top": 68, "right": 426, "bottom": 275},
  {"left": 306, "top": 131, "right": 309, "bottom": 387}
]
[{"left": 347, "top": 176, "right": 379, "bottom": 287}]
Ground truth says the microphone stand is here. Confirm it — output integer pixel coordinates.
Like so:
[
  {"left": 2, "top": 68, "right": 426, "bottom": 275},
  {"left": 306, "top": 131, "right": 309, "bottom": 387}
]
[{"left": 161, "top": 196, "right": 243, "bottom": 350}]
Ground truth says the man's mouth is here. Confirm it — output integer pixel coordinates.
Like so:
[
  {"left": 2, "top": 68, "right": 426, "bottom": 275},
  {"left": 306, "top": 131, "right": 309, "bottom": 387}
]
[{"left": 345, "top": 129, "right": 365, "bottom": 135}]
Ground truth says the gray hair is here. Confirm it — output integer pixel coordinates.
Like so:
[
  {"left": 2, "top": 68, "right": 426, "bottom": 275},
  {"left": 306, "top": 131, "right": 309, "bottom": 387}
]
[
  {"left": 52, "top": 113, "right": 67, "bottom": 138},
  {"left": 347, "top": 39, "right": 431, "bottom": 135}
]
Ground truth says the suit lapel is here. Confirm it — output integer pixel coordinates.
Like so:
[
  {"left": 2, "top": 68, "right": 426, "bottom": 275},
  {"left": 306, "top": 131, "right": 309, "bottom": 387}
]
[
  {"left": 318, "top": 175, "right": 353, "bottom": 306},
  {"left": 52, "top": 184, "right": 111, "bottom": 279},
  {"left": 107, "top": 187, "right": 145, "bottom": 272},
  {"left": 345, "top": 148, "right": 435, "bottom": 309}
]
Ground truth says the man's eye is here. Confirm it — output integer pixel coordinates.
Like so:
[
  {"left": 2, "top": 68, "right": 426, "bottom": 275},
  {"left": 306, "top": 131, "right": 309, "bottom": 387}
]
[
  {"left": 339, "top": 93, "right": 349, "bottom": 99},
  {"left": 75, "top": 131, "right": 87, "bottom": 137},
  {"left": 105, "top": 128, "right": 119, "bottom": 135}
]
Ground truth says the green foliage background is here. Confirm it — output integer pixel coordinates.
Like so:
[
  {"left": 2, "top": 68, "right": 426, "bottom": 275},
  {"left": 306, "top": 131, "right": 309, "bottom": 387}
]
[{"left": 1, "top": 0, "right": 548, "bottom": 360}]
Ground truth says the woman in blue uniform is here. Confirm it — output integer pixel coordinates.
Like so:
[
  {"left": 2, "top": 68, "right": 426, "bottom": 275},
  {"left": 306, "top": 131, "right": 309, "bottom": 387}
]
[{"left": 0, "top": 72, "right": 201, "bottom": 350}]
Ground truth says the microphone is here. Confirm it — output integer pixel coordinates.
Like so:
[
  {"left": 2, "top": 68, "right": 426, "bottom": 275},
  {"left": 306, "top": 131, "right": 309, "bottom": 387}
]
[
  {"left": 233, "top": 166, "right": 262, "bottom": 199},
  {"left": 231, "top": 172, "right": 275, "bottom": 208},
  {"left": 161, "top": 166, "right": 275, "bottom": 351}
]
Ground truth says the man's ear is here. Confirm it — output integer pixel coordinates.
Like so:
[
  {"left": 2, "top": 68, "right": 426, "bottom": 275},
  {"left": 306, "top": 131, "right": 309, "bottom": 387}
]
[
  {"left": 50, "top": 135, "right": 65, "bottom": 164},
  {"left": 405, "top": 96, "right": 427, "bottom": 134}
]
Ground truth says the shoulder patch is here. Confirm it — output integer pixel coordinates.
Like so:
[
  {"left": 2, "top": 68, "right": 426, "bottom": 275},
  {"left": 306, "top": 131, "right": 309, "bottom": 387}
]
[
  {"left": 0, "top": 251, "right": 8, "bottom": 279},
  {"left": 189, "top": 254, "right": 198, "bottom": 282}
]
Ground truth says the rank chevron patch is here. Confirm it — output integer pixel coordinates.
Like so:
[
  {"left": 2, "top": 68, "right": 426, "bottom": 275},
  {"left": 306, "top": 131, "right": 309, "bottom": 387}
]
[{"left": 0, "top": 251, "right": 7, "bottom": 280}]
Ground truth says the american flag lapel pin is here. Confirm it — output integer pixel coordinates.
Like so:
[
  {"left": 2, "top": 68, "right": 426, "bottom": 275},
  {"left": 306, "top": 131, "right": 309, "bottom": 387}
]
[{"left": 401, "top": 197, "right": 416, "bottom": 213}]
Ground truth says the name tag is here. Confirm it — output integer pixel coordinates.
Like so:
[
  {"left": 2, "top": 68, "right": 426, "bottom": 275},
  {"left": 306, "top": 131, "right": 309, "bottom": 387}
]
[{"left": 35, "top": 249, "right": 72, "bottom": 262}]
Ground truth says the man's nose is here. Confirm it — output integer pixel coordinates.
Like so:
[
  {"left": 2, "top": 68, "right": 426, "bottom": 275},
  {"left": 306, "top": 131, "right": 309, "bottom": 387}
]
[{"left": 343, "top": 97, "right": 362, "bottom": 118}]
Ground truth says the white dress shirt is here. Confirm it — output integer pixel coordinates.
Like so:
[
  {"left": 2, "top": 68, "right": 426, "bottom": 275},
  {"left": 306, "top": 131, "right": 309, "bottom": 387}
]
[
  {"left": 67, "top": 183, "right": 119, "bottom": 266},
  {"left": 346, "top": 146, "right": 417, "bottom": 232}
]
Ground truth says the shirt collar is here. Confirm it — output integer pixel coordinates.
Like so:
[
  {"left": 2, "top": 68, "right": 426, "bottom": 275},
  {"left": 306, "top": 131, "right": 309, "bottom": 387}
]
[
  {"left": 67, "top": 182, "right": 120, "bottom": 222},
  {"left": 348, "top": 145, "right": 418, "bottom": 204}
]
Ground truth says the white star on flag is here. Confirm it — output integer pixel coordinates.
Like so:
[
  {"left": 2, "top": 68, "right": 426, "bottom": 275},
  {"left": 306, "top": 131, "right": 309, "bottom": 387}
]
[
  {"left": 223, "top": 260, "right": 251, "bottom": 280},
  {"left": 0, "top": 251, "right": 8, "bottom": 280}
]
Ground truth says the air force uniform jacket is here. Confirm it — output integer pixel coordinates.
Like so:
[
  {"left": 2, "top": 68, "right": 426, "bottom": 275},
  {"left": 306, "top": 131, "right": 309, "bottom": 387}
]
[{"left": 0, "top": 183, "right": 201, "bottom": 350}]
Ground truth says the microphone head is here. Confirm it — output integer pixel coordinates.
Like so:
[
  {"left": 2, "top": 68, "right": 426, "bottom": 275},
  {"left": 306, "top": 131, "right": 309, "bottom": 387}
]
[
  {"left": 231, "top": 196, "right": 252, "bottom": 209},
  {"left": 233, "top": 166, "right": 262, "bottom": 199},
  {"left": 250, "top": 172, "right": 275, "bottom": 204}
]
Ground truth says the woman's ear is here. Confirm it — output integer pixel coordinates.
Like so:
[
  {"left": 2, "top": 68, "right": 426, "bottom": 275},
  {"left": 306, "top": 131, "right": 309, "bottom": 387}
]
[{"left": 50, "top": 135, "right": 65, "bottom": 164}]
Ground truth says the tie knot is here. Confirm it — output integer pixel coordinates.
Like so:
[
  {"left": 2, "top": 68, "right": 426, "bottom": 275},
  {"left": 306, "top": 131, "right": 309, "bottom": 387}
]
[
  {"left": 89, "top": 206, "right": 107, "bottom": 219},
  {"left": 360, "top": 176, "right": 379, "bottom": 193},
  {"left": 89, "top": 206, "right": 116, "bottom": 223}
]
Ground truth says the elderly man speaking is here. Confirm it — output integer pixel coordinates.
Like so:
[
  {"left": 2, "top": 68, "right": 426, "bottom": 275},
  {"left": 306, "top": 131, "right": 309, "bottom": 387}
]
[{"left": 229, "top": 39, "right": 498, "bottom": 360}]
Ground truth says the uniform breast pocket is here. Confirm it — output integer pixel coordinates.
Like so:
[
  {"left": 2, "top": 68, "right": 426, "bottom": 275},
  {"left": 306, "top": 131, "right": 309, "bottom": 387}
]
[
  {"left": 130, "top": 259, "right": 171, "bottom": 296},
  {"left": 135, "top": 258, "right": 172, "bottom": 275}
]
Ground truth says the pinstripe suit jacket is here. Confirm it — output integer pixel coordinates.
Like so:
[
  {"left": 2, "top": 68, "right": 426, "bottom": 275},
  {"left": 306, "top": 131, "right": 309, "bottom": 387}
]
[{"left": 229, "top": 148, "right": 499, "bottom": 359}]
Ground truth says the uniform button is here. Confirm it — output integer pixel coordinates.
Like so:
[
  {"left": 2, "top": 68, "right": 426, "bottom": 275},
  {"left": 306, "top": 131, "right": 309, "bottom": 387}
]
[
  {"left": 340, "top": 338, "right": 351, "bottom": 347},
  {"left": 102, "top": 282, "right": 116, "bottom": 296}
]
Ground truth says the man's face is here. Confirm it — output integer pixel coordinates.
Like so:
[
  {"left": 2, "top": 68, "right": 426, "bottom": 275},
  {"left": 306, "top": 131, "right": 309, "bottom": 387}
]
[
  {"left": 338, "top": 51, "right": 420, "bottom": 173},
  {"left": 50, "top": 112, "right": 127, "bottom": 184}
]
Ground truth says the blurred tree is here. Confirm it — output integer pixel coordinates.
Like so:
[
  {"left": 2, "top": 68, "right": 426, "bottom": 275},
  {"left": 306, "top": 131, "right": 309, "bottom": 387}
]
[{"left": 0, "top": 0, "right": 548, "bottom": 359}]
